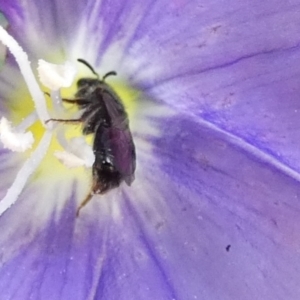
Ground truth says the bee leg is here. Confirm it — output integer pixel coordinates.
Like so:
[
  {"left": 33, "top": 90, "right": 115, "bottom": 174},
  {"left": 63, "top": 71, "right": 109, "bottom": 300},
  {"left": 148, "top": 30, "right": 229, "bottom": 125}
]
[
  {"left": 45, "top": 118, "right": 83, "bottom": 124},
  {"left": 61, "top": 98, "right": 90, "bottom": 105},
  {"left": 76, "top": 192, "right": 93, "bottom": 217},
  {"left": 44, "top": 92, "right": 90, "bottom": 106}
]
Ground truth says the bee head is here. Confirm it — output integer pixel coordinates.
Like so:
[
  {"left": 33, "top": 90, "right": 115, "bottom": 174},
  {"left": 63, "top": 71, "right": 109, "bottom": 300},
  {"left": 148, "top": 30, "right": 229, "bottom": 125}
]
[
  {"left": 92, "top": 162, "right": 122, "bottom": 194},
  {"left": 77, "top": 78, "right": 100, "bottom": 88}
]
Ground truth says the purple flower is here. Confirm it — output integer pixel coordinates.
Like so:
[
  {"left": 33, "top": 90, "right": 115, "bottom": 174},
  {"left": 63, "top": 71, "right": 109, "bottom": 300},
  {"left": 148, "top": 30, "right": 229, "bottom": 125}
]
[{"left": 0, "top": 0, "right": 300, "bottom": 299}]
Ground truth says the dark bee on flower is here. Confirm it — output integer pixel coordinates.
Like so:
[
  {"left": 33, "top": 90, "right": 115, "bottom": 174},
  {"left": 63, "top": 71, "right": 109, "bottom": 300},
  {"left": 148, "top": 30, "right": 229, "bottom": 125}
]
[{"left": 48, "top": 59, "right": 136, "bottom": 215}]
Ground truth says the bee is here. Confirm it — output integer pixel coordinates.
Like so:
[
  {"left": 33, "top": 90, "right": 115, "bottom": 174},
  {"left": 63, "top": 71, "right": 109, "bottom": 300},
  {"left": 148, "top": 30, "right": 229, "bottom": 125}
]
[{"left": 47, "top": 59, "right": 136, "bottom": 215}]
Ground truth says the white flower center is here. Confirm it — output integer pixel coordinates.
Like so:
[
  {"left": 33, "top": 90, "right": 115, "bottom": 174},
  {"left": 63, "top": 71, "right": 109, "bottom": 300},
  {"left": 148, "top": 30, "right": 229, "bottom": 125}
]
[{"left": 0, "top": 26, "right": 94, "bottom": 216}]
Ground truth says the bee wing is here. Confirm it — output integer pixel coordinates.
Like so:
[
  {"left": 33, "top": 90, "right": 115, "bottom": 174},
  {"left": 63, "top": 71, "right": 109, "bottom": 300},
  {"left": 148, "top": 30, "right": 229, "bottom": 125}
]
[
  {"left": 101, "top": 87, "right": 128, "bottom": 122},
  {"left": 108, "top": 127, "right": 136, "bottom": 185},
  {"left": 99, "top": 86, "right": 136, "bottom": 185}
]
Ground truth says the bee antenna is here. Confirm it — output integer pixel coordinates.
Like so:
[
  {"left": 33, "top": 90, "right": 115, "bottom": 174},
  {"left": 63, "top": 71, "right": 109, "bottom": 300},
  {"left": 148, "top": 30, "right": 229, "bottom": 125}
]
[
  {"left": 103, "top": 71, "right": 117, "bottom": 81},
  {"left": 77, "top": 58, "right": 99, "bottom": 79}
]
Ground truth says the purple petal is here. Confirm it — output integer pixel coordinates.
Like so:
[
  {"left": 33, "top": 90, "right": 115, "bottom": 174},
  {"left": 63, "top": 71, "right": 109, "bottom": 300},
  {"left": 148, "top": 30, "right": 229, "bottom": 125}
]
[
  {"left": 0, "top": 0, "right": 87, "bottom": 58},
  {"left": 0, "top": 0, "right": 299, "bottom": 299},
  {"left": 124, "top": 0, "right": 300, "bottom": 173},
  {"left": 0, "top": 112, "right": 300, "bottom": 299}
]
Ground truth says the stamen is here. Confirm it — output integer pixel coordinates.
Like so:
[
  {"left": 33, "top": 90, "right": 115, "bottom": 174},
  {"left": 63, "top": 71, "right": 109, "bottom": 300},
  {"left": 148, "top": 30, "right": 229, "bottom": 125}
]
[
  {"left": 0, "top": 117, "right": 34, "bottom": 152},
  {"left": 56, "top": 126, "right": 72, "bottom": 151},
  {"left": 54, "top": 136, "right": 94, "bottom": 168},
  {"left": 50, "top": 90, "right": 63, "bottom": 113},
  {"left": 54, "top": 151, "right": 88, "bottom": 168},
  {"left": 68, "top": 137, "right": 95, "bottom": 167},
  {"left": 0, "top": 131, "right": 52, "bottom": 216},
  {"left": 0, "top": 28, "right": 85, "bottom": 215},
  {"left": 0, "top": 26, "right": 50, "bottom": 124},
  {"left": 37, "top": 60, "right": 77, "bottom": 91},
  {"left": 15, "top": 112, "right": 38, "bottom": 132}
]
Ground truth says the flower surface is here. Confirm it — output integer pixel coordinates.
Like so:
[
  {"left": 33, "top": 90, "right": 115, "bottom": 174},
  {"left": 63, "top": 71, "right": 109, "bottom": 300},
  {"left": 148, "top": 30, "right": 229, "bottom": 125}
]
[{"left": 0, "top": 0, "right": 300, "bottom": 300}]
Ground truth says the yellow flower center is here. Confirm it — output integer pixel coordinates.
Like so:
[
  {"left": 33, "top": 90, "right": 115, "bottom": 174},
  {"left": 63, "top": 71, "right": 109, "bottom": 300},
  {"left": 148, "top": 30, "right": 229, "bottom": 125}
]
[{"left": 0, "top": 25, "right": 139, "bottom": 215}]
